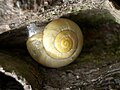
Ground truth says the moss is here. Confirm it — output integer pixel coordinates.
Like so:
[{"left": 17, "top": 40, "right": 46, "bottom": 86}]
[{"left": 67, "top": 9, "right": 116, "bottom": 28}]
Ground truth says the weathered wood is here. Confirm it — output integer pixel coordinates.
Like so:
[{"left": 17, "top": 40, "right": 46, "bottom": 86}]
[
  {"left": 0, "top": 20, "right": 120, "bottom": 90},
  {"left": 0, "top": 49, "right": 44, "bottom": 90},
  {"left": 0, "top": 0, "right": 120, "bottom": 90},
  {"left": 0, "top": 72, "right": 24, "bottom": 90},
  {"left": 0, "top": 0, "right": 120, "bottom": 33}
]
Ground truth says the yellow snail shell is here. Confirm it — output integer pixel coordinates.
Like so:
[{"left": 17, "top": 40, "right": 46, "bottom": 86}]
[{"left": 26, "top": 18, "right": 83, "bottom": 68}]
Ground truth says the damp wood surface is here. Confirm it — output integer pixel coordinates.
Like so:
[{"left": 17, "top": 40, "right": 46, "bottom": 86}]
[
  {"left": 0, "top": 21, "right": 120, "bottom": 90},
  {"left": 0, "top": 0, "right": 120, "bottom": 90}
]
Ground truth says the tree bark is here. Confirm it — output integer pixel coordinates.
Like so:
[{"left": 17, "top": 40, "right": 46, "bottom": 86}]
[{"left": 0, "top": 0, "right": 120, "bottom": 90}]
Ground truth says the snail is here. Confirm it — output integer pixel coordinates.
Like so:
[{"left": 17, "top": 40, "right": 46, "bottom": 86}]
[{"left": 26, "top": 18, "right": 83, "bottom": 68}]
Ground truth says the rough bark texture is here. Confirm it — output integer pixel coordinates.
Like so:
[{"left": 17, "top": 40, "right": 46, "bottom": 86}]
[
  {"left": 0, "top": 0, "right": 120, "bottom": 33},
  {"left": 0, "top": 0, "right": 120, "bottom": 90}
]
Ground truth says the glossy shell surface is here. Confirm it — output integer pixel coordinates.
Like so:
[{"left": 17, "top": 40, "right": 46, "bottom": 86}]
[{"left": 27, "top": 18, "right": 83, "bottom": 68}]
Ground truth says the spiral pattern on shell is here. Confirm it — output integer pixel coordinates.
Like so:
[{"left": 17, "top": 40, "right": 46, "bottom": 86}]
[
  {"left": 43, "top": 21, "right": 79, "bottom": 59},
  {"left": 27, "top": 18, "right": 83, "bottom": 68}
]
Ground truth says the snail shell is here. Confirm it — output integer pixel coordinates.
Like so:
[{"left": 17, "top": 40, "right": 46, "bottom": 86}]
[{"left": 26, "top": 18, "right": 83, "bottom": 68}]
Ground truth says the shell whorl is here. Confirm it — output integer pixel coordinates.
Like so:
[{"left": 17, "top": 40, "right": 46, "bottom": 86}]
[
  {"left": 55, "top": 30, "right": 77, "bottom": 53},
  {"left": 27, "top": 18, "right": 83, "bottom": 68},
  {"left": 43, "top": 19, "right": 79, "bottom": 59}
]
